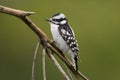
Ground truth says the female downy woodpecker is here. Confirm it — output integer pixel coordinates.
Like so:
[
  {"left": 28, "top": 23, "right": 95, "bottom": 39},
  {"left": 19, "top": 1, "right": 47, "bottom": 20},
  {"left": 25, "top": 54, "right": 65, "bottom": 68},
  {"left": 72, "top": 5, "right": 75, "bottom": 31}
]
[{"left": 46, "top": 13, "right": 79, "bottom": 71}]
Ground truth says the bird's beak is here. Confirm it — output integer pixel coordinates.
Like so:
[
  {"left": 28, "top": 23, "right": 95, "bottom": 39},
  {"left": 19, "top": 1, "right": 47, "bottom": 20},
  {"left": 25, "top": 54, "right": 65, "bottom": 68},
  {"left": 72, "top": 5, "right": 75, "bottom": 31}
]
[
  {"left": 45, "top": 18, "right": 56, "bottom": 24},
  {"left": 45, "top": 19, "right": 51, "bottom": 22}
]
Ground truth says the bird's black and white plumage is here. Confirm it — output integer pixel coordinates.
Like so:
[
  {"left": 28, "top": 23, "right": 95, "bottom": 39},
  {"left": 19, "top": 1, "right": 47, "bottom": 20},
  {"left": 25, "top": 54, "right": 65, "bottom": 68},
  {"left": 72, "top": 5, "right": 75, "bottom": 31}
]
[{"left": 46, "top": 13, "right": 79, "bottom": 70}]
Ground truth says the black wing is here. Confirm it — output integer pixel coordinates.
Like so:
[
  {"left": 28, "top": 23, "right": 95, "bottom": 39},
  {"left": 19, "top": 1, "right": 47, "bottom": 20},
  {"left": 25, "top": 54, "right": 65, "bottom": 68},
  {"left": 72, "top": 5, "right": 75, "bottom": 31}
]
[{"left": 58, "top": 24, "right": 79, "bottom": 54}]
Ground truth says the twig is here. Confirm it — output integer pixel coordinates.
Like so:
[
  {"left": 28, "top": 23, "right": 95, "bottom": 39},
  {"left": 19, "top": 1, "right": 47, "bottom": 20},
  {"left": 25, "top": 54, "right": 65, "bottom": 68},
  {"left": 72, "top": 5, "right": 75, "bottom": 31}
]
[
  {"left": 42, "top": 48, "right": 46, "bottom": 80},
  {"left": 32, "top": 41, "right": 40, "bottom": 80},
  {"left": 64, "top": 63, "right": 73, "bottom": 80},
  {"left": 45, "top": 49, "right": 70, "bottom": 80},
  {"left": 78, "top": 71, "right": 88, "bottom": 80},
  {"left": 0, "top": 5, "right": 35, "bottom": 17},
  {"left": 0, "top": 5, "right": 88, "bottom": 80}
]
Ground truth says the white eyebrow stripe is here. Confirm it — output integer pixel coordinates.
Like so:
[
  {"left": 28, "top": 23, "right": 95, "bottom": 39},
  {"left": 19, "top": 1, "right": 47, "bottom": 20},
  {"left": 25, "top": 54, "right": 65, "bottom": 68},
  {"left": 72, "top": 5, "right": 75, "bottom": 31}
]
[{"left": 53, "top": 13, "right": 66, "bottom": 19}]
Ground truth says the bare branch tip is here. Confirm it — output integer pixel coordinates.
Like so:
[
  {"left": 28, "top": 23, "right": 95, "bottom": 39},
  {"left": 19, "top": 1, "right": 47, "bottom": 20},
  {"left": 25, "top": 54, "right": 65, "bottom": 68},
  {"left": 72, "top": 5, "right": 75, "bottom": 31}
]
[
  {"left": 28, "top": 12, "right": 35, "bottom": 15},
  {"left": 23, "top": 12, "right": 35, "bottom": 16}
]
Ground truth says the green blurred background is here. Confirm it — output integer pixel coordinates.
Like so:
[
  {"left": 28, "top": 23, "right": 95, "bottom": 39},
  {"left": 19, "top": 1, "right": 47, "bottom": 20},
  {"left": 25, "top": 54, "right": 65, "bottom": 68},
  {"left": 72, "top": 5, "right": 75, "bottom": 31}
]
[{"left": 0, "top": 0, "right": 120, "bottom": 80}]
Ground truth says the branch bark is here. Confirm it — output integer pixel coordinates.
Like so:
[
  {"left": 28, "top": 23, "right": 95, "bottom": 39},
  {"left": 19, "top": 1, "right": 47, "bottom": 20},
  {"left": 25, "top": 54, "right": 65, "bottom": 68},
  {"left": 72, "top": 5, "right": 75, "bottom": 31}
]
[{"left": 0, "top": 5, "right": 88, "bottom": 80}]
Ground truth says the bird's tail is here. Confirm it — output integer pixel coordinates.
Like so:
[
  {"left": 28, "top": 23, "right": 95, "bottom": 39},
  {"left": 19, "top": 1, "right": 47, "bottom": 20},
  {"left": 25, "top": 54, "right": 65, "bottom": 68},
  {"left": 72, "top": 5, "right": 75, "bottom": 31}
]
[{"left": 73, "top": 55, "right": 78, "bottom": 71}]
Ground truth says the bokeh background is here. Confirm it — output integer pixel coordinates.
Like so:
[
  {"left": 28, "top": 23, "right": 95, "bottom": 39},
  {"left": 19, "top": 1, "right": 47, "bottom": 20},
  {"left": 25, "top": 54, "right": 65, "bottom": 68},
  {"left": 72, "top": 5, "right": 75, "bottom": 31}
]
[{"left": 0, "top": 0, "right": 120, "bottom": 80}]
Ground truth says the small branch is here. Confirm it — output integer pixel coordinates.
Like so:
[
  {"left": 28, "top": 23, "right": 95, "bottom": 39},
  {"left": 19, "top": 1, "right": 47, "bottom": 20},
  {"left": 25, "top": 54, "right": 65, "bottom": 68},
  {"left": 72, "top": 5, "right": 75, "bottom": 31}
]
[
  {"left": 0, "top": 5, "right": 35, "bottom": 17},
  {"left": 45, "top": 49, "right": 70, "bottom": 80},
  {"left": 32, "top": 41, "right": 40, "bottom": 80},
  {"left": 78, "top": 71, "right": 88, "bottom": 80},
  {"left": 42, "top": 49, "right": 46, "bottom": 80},
  {"left": 64, "top": 63, "right": 73, "bottom": 80}
]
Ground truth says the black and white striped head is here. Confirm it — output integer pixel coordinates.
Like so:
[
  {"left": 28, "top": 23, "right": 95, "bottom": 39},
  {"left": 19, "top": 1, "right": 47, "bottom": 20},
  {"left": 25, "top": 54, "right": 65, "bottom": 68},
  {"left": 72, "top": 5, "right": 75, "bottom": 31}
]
[{"left": 46, "top": 13, "right": 68, "bottom": 25}]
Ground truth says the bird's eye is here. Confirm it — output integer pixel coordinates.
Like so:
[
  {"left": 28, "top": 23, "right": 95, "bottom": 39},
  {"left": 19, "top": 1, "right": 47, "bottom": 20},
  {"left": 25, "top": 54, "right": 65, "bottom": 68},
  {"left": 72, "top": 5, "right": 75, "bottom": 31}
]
[
  {"left": 52, "top": 19, "right": 58, "bottom": 21},
  {"left": 53, "top": 18, "right": 66, "bottom": 22}
]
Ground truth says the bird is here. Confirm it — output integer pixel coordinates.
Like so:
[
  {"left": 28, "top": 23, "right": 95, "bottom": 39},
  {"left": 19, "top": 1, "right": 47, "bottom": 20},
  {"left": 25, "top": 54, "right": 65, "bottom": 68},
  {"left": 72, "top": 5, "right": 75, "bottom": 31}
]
[{"left": 46, "top": 13, "right": 79, "bottom": 71}]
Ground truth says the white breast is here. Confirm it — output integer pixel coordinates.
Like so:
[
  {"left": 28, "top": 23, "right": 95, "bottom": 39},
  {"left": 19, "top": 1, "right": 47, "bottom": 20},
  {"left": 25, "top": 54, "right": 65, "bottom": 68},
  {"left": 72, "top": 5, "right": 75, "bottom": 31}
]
[{"left": 50, "top": 23, "right": 69, "bottom": 52}]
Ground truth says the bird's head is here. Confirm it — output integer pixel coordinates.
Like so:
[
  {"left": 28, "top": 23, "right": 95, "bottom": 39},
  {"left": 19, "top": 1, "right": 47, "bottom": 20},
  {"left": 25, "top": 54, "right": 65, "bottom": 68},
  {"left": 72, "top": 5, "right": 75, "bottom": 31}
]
[{"left": 46, "top": 13, "right": 68, "bottom": 25}]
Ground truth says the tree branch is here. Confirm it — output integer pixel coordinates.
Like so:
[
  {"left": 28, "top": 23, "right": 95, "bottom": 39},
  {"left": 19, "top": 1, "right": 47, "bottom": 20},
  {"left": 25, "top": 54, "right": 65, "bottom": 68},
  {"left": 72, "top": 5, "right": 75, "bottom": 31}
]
[
  {"left": 45, "top": 49, "right": 70, "bottom": 80},
  {"left": 64, "top": 63, "right": 73, "bottom": 80},
  {"left": 32, "top": 41, "right": 40, "bottom": 80},
  {"left": 0, "top": 5, "right": 88, "bottom": 80},
  {"left": 42, "top": 48, "right": 46, "bottom": 80},
  {"left": 0, "top": 5, "right": 35, "bottom": 17}
]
